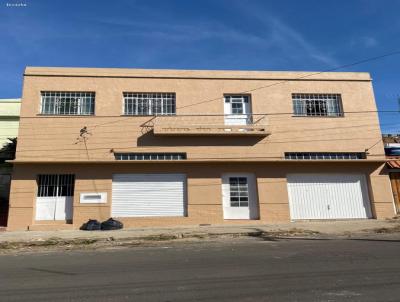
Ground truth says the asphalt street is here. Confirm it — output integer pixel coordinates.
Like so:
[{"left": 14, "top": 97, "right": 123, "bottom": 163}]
[{"left": 0, "top": 238, "right": 399, "bottom": 302}]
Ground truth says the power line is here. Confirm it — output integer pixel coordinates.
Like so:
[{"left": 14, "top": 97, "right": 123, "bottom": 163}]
[
  {"left": 84, "top": 51, "right": 400, "bottom": 129},
  {"left": 13, "top": 113, "right": 400, "bottom": 139},
  {"left": 176, "top": 50, "right": 400, "bottom": 110},
  {"left": 12, "top": 50, "right": 400, "bottom": 137},
  {"left": 13, "top": 117, "right": 397, "bottom": 152},
  {"left": 13, "top": 121, "right": 399, "bottom": 150},
  {"left": 86, "top": 109, "right": 400, "bottom": 130},
  {"left": 14, "top": 135, "right": 385, "bottom": 154},
  {"left": 11, "top": 50, "right": 400, "bottom": 158}
]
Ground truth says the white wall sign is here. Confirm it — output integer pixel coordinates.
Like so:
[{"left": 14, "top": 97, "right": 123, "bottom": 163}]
[{"left": 80, "top": 192, "right": 107, "bottom": 204}]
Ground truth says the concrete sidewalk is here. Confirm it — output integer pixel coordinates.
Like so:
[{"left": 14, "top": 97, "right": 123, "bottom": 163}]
[{"left": 0, "top": 219, "right": 398, "bottom": 243}]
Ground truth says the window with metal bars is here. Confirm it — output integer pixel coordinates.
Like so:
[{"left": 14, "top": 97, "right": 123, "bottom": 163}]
[
  {"left": 37, "top": 174, "right": 75, "bottom": 197},
  {"left": 123, "top": 92, "right": 176, "bottom": 115},
  {"left": 292, "top": 94, "right": 343, "bottom": 117},
  {"left": 114, "top": 153, "right": 186, "bottom": 160},
  {"left": 284, "top": 152, "right": 366, "bottom": 160},
  {"left": 229, "top": 177, "right": 249, "bottom": 207},
  {"left": 40, "top": 92, "right": 95, "bottom": 115}
]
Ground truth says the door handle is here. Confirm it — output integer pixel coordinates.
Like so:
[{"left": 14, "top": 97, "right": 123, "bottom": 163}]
[{"left": 327, "top": 205, "right": 330, "bottom": 210}]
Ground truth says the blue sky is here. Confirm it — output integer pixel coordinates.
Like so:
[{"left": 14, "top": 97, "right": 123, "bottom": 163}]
[{"left": 0, "top": 0, "right": 399, "bottom": 132}]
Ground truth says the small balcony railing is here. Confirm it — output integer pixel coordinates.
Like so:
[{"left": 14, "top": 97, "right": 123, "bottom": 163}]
[{"left": 146, "top": 114, "right": 269, "bottom": 136}]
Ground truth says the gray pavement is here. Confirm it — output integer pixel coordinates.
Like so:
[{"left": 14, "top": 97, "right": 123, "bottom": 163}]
[
  {"left": 0, "top": 220, "right": 397, "bottom": 243},
  {"left": 0, "top": 237, "right": 400, "bottom": 301}
]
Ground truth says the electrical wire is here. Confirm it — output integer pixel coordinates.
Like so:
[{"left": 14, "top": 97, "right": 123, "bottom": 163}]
[{"left": 9, "top": 50, "right": 400, "bottom": 157}]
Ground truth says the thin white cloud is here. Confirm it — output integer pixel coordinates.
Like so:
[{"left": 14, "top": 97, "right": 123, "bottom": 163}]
[
  {"left": 92, "top": 18, "right": 271, "bottom": 47},
  {"left": 268, "top": 17, "right": 339, "bottom": 67},
  {"left": 232, "top": 2, "right": 340, "bottom": 67}
]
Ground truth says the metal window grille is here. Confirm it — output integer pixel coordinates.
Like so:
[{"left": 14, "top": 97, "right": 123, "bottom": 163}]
[
  {"left": 292, "top": 94, "right": 343, "bottom": 117},
  {"left": 123, "top": 93, "right": 176, "bottom": 115},
  {"left": 284, "top": 152, "right": 366, "bottom": 160},
  {"left": 229, "top": 177, "right": 249, "bottom": 207},
  {"left": 41, "top": 92, "right": 95, "bottom": 115},
  {"left": 114, "top": 153, "right": 186, "bottom": 160},
  {"left": 37, "top": 174, "right": 75, "bottom": 197}
]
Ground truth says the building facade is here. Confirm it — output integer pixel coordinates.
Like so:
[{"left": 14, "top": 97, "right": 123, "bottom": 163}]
[
  {"left": 7, "top": 67, "right": 395, "bottom": 231},
  {"left": 0, "top": 99, "right": 21, "bottom": 227},
  {"left": 383, "top": 134, "right": 400, "bottom": 213}
]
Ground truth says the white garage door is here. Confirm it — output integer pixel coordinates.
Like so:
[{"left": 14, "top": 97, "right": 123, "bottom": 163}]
[
  {"left": 112, "top": 174, "right": 186, "bottom": 217},
  {"left": 287, "top": 174, "right": 372, "bottom": 219}
]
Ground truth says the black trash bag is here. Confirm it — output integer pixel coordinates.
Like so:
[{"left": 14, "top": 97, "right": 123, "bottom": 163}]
[
  {"left": 101, "top": 218, "right": 123, "bottom": 230},
  {"left": 80, "top": 219, "right": 101, "bottom": 231}
]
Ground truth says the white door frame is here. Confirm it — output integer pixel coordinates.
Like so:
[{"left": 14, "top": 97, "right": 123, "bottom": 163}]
[
  {"left": 35, "top": 174, "right": 74, "bottom": 221},
  {"left": 224, "top": 95, "right": 252, "bottom": 126},
  {"left": 222, "top": 173, "right": 259, "bottom": 219}
]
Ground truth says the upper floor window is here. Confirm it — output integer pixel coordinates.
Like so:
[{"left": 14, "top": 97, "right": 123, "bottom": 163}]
[
  {"left": 224, "top": 95, "right": 250, "bottom": 115},
  {"left": 292, "top": 94, "right": 343, "bottom": 117},
  {"left": 123, "top": 92, "right": 176, "bottom": 115},
  {"left": 41, "top": 92, "right": 95, "bottom": 115}
]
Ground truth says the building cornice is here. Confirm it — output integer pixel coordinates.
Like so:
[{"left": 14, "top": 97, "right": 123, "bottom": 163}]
[
  {"left": 24, "top": 67, "right": 372, "bottom": 82},
  {"left": 8, "top": 159, "right": 386, "bottom": 164}
]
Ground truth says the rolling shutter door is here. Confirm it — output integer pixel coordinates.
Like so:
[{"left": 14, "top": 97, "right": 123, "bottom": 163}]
[
  {"left": 287, "top": 174, "right": 372, "bottom": 219},
  {"left": 112, "top": 174, "right": 186, "bottom": 217}
]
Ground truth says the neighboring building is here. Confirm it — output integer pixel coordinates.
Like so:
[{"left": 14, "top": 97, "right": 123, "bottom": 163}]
[
  {"left": 0, "top": 99, "right": 21, "bottom": 227},
  {"left": 7, "top": 67, "right": 395, "bottom": 231},
  {"left": 383, "top": 134, "right": 400, "bottom": 156},
  {"left": 383, "top": 134, "right": 400, "bottom": 213}
]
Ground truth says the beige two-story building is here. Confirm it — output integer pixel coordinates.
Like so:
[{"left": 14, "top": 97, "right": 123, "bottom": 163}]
[{"left": 7, "top": 67, "right": 395, "bottom": 230}]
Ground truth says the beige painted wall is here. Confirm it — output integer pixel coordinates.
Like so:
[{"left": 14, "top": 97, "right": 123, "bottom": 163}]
[
  {"left": 7, "top": 67, "right": 394, "bottom": 230},
  {"left": 16, "top": 68, "right": 384, "bottom": 161},
  {"left": 7, "top": 162, "right": 394, "bottom": 231}
]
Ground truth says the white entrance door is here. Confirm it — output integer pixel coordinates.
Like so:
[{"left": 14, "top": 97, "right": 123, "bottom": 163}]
[
  {"left": 36, "top": 196, "right": 73, "bottom": 220},
  {"left": 224, "top": 95, "right": 251, "bottom": 126},
  {"left": 222, "top": 173, "right": 259, "bottom": 219},
  {"left": 287, "top": 174, "right": 372, "bottom": 220},
  {"left": 112, "top": 174, "right": 186, "bottom": 217},
  {"left": 35, "top": 174, "right": 74, "bottom": 221}
]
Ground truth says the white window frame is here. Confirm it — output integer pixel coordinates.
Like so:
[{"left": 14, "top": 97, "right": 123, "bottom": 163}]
[
  {"left": 123, "top": 92, "right": 176, "bottom": 116},
  {"left": 40, "top": 92, "right": 95, "bottom": 115},
  {"left": 223, "top": 95, "right": 252, "bottom": 125},
  {"left": 221, "top": 173, "right": 259, "bottom": 220},
  {"left": 228, "top": 176, "right": 250, "bottom": 207}
]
